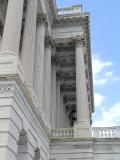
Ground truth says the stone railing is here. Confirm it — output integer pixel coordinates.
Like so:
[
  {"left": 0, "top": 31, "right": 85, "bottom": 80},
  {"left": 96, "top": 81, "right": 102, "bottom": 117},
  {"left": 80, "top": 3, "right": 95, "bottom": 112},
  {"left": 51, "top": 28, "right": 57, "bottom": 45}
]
[
  {"left": 51, "top": 128, "right": 74, "bottom": 138},
  {"left": 92, "top": 126, "right": 120, "bottom": 138},
  {"left": 58, "top": 5, "right": 82, "bottom": 16},
  {"left": 51, "top": 126, "right": 120, "bottom": 139}
]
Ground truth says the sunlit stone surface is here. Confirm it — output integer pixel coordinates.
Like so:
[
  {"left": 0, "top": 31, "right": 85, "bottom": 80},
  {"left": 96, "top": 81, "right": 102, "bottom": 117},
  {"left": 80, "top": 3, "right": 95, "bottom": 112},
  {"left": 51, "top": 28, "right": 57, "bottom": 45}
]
[{"left": 0, "top": 1, "right": 119, "bottom": 160}]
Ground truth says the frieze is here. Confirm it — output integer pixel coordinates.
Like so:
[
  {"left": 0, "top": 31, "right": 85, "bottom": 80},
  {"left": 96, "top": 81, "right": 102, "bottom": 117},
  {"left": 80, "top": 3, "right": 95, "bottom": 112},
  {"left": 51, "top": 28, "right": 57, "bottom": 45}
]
[
  {"left": 0, "top": 84, "right": 14, "bottom": 94},
  {"left": 53, "top": 17, "right": 84, "bottom": 28},
  {"left": 50, "top": 143, "right": 92, "bottom": 150}
]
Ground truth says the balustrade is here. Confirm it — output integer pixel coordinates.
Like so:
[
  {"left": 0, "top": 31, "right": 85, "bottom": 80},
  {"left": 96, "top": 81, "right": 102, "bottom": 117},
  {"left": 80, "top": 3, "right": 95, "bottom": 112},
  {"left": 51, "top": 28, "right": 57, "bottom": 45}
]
[
  {"left": 92, "top": 126, "right": 120, "bottom": 138},
  {"left": 51, "top": 128, "right": 74, "bottom": 138},
  {"left": 51, "top": 126, "right": 120, "bottom": 139}
]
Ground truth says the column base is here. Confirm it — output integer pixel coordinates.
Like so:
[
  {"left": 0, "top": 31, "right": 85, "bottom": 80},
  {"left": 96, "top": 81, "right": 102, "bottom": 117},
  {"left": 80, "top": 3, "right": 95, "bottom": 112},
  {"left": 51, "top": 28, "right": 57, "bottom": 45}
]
[{"left": 74, "top": 120, "right": 92, "bottom": 138}]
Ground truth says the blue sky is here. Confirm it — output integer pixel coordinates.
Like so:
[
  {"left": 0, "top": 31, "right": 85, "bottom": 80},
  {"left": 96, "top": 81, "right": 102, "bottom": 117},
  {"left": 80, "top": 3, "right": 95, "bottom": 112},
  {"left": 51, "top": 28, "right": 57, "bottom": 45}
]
[{"left": 56, "top": 0, "right": 120, "bottom": 127}]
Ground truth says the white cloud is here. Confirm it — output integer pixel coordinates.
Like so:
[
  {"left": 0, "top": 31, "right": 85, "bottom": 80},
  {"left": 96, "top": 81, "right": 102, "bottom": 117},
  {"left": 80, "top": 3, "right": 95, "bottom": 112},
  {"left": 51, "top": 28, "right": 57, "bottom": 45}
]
[
  {"left": 92, "top": 54, "right": 113, "bottom": 76},
  {"left": 93, "top": 102, "right": 120, "bottom": 127},
  {"left": 94, "top": 93, "right": 105, "bottom": 108},
  {"left": 92, "top": 54, "right": 120, "bottom": 86}
]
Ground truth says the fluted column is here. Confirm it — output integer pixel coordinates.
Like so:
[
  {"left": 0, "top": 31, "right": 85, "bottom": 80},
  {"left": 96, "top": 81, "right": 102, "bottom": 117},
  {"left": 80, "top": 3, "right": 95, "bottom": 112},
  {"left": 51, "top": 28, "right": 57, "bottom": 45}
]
[
  {"left": 43, "top": 37, "right": 54, "bottom": 126},
  {"left": 51, "top": 56, "right": 57, "bottom": 128},
  {"left": 73, "top": 35, "right": 91, "bottom": 138},
  {"left": 0, "top": 0, "right": 24, "bottom": 55},
  {"left": 33, "top": 13, "right": 48, "bottom": 109},
  {"left": 56, "top": 72, "right": 61, "bottom": 128},
  {"left": 21, "top": 0, "right": 37, "bottom": 90}
]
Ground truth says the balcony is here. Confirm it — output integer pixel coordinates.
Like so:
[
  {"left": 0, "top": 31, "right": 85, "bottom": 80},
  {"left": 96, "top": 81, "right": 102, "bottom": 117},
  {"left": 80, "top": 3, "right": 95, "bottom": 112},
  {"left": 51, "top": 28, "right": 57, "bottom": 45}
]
[{"left": 51, "top": 126, "right": 120, "bottom": 139}]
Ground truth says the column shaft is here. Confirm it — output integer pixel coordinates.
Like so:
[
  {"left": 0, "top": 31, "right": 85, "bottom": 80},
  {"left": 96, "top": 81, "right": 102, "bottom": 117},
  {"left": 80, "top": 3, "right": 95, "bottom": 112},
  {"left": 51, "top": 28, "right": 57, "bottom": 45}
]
[
  {"left": 43, "top": 38, "right": 53, "bottom": 126},
  {"left": 76, "top": 44, "right": 89, "bottom": 121},
  {"left": 74, "top": 35, "right": 91, "bottom": 138},
  {"left": 21, "top": 0, "right": 37, "bottom": 89},
  {"left": 56, "top": 80, "right": 61, "bottom": 128},
  {"left": 51, "top": 63, "right": 57, "bottom": 128},
  {"left": 0, "top": 0, "right": 24, "bottom": 54},
  {"left": 33, "top": 13, "right": 47, "bottom": 108}
]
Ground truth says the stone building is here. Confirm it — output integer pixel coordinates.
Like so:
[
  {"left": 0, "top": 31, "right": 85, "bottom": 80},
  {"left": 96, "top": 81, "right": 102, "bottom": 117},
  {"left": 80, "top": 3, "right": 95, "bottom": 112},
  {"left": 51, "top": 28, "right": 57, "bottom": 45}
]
[{"left": 0, "top": 0, "right": 120, "bottom": 160}]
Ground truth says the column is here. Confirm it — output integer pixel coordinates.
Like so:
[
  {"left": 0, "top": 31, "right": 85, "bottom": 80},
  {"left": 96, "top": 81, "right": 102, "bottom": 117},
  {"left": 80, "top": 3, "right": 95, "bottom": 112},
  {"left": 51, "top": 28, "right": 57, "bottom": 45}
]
[
  {"left": 21, "top": 0, "right": 37, "bottom": 91},
  {"left": 56, "top": 71, "right": 61, "bottom": 128},
  {"left": 33, "top": 13, "right": 48, "bottom": 109},
  {"left": 51, "top": 56, "right": 57, "bottom": 128},
  {"left": 73, "top": 35, "right": 91, "bottom": 138},
  {"left": 0, "top": 0, "right": 24, "bottom": 55},
  {"left": 43, "top": 37, "right": 54, "bottom": 127}
]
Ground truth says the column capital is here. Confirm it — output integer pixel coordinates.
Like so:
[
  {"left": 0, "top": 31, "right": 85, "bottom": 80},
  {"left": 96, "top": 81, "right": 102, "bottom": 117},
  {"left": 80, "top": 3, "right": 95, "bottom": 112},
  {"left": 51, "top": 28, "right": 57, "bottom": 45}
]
[
  {"left": 45, "top": 37, "right": 55, "bottom": 48},
  {"left": 37, "top": 13, "right": 48, "bottom": 27},
  {"left": 73, "top": 34, "right": 86, "bottom": 47}
]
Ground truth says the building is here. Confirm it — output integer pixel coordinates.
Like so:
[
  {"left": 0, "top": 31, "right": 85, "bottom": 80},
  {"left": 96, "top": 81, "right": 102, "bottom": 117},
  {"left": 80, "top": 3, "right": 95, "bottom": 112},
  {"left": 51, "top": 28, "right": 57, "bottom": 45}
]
[{"left": 0, "top": 0, "right": 120, "bottom": 160}]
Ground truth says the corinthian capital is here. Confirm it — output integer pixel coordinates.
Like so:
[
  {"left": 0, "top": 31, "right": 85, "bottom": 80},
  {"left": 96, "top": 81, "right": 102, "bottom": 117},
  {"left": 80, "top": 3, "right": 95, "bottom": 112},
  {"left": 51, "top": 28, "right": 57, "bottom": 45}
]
[
  {"left": 45, "top": 37, "right": 55, "bottom": 48},
  {"left": 37, "top": 13, "right": 48, "bottom": 27},
  {"left": 73, "top": 34, "right": 86, "bottom": 46}
]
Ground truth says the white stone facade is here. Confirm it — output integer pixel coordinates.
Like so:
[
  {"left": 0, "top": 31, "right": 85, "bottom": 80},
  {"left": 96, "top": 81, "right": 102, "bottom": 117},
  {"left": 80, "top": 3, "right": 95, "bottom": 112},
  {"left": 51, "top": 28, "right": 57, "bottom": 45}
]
[{"left": 0, "top": 1, "right": 119, "bottom": 160}]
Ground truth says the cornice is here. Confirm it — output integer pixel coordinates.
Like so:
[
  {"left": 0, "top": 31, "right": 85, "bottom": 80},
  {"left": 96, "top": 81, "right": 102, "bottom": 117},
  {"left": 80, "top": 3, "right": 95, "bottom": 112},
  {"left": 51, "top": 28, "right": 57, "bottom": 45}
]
[{"left": 53, "top": 16, "right": 84, "bottom": 28}]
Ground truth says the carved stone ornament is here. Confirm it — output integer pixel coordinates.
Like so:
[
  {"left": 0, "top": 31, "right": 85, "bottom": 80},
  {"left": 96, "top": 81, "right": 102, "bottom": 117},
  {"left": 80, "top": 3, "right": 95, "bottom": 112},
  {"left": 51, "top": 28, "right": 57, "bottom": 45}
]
[
  {"left": 73, "top": 34, "right": 86, "bottom": 46},
  {"left": 45, "top": 37, "right": 55, "bottom": 48},
  {"left": 0, "top": 84, "right": 14, "bottom": 94},
  {"left": 37, "top": 13, "right": 48, "bottom": 27}
]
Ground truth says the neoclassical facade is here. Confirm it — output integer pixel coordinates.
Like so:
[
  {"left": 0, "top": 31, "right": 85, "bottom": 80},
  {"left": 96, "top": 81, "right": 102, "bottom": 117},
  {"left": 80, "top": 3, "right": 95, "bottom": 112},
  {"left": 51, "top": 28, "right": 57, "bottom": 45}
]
[{"left": 0, "top": 0, "right": 120, "bottom": 160}]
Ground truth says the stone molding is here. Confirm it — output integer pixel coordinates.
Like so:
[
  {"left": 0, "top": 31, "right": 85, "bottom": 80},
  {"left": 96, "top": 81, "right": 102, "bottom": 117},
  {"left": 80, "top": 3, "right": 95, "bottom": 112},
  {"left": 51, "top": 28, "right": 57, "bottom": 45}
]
[
  {"left": 45, "top": 37, "right": 55, "bottom": 48},
  {"left": 53, "top": 17, "right": 83, "bottom": 28},
  {"left": 37, "top": 13, "right": 48, "bottom": 27},
  {"left": 50, "top": 143, "right": 92, "bottom": 151},
  {"left": 0, "top": 80, "right": 51, "bottom": 142},
  {"left": 0, "top": 84, "right": 14, "bottom": 94}
]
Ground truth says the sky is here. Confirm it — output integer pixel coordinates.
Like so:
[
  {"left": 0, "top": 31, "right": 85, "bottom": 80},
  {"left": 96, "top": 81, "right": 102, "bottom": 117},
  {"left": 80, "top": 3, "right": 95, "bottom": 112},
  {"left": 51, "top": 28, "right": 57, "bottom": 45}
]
[{"left": 56, "top": 0, "right": 120, "bottom": 127}]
